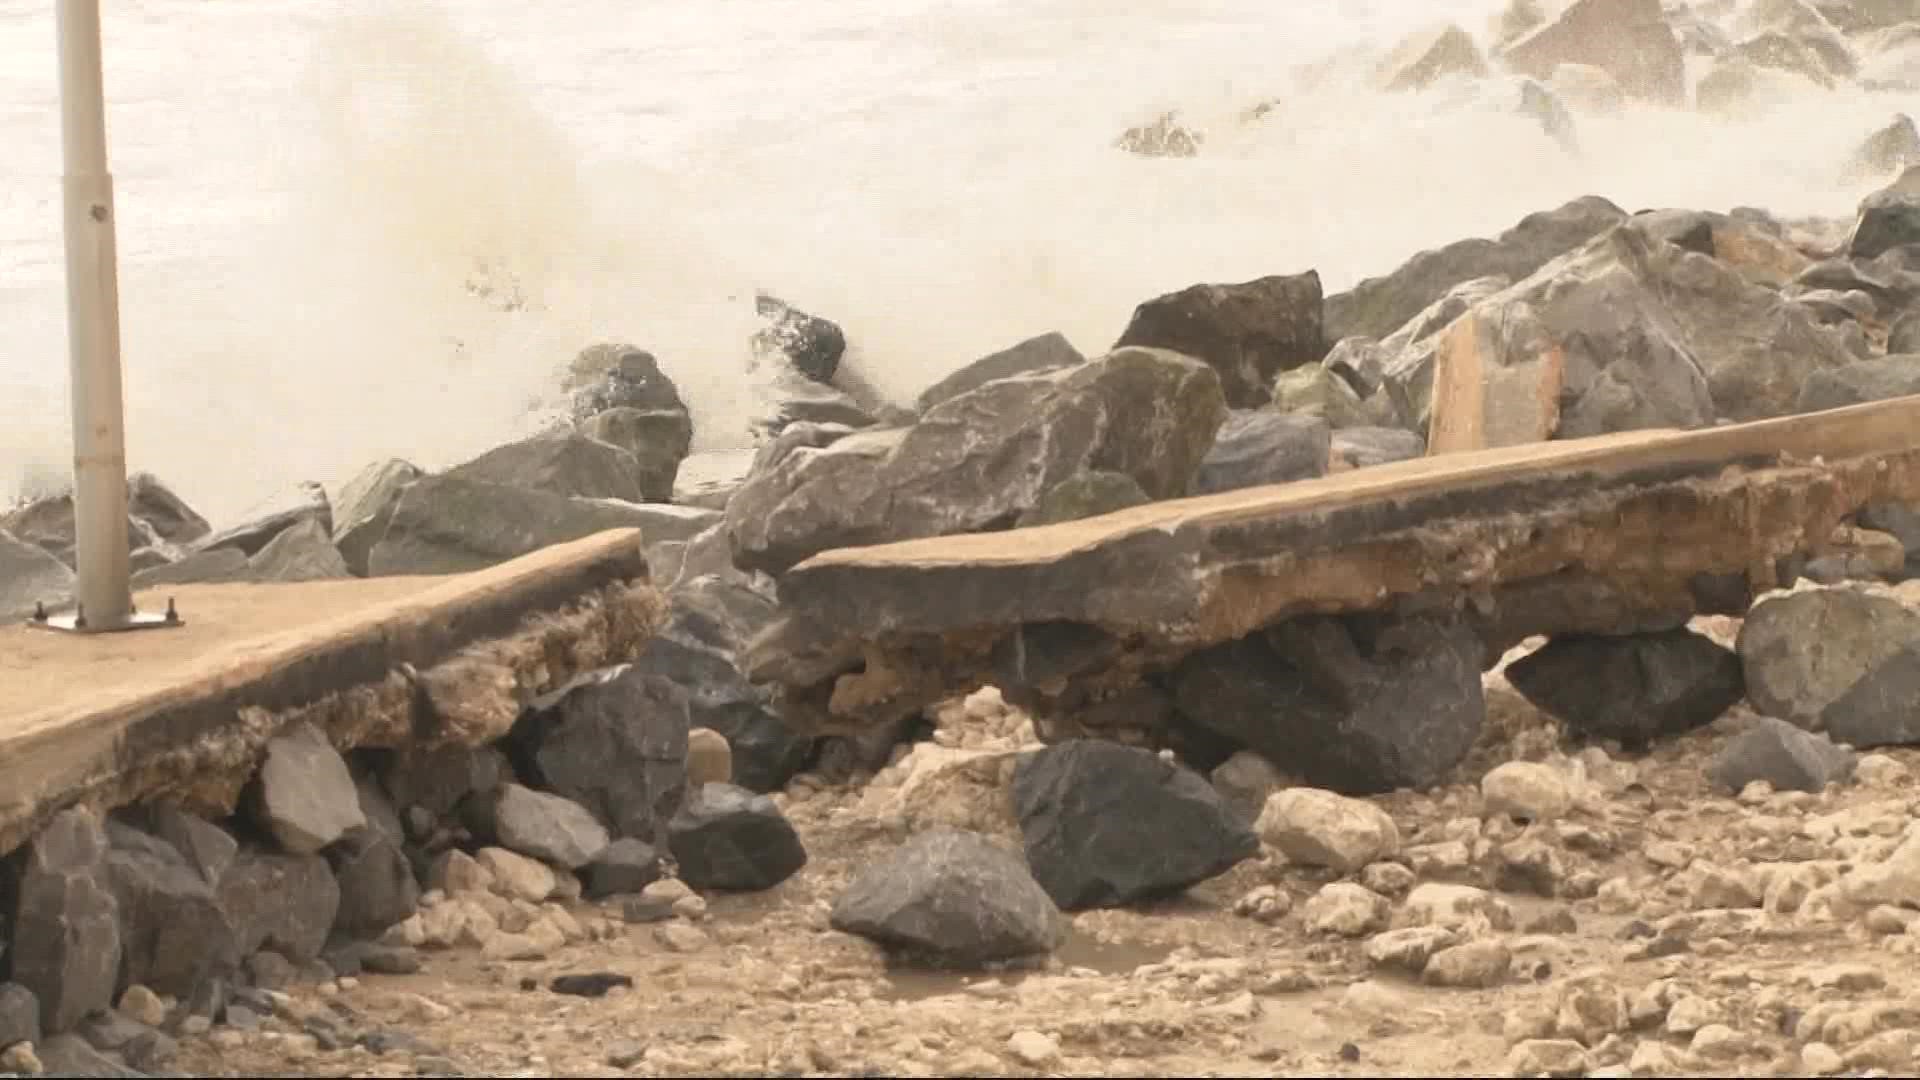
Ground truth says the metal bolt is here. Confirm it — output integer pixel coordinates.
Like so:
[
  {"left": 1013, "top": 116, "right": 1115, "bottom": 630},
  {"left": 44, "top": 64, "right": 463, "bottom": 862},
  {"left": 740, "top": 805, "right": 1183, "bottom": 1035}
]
[
  {"left": 164, "top": 598, "right": 179, "bottom": 624},
  {"left": 32, "top": 601, "right": 47, "bottom": 622},
  {"left": 74, "top": 603, "right": 87, "bottom": 630}
]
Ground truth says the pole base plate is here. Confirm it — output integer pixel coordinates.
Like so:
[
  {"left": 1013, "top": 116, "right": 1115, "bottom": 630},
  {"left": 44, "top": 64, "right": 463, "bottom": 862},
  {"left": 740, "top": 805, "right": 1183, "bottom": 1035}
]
[{"left": 27, "top": 610, "right": 184, "bottom": 635}]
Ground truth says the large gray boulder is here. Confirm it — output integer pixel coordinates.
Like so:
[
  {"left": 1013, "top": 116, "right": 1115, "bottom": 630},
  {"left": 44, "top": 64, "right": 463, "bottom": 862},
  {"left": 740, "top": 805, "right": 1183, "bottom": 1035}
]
[
  {"left": 464, "top": 783, "right": 611, "bottom": 869},
  {"left": 916, "top": 332, "right": 1085, "bottom": 413},
  {"left": 1738, "top": 586, "right": 1920, "bottom": 731},
  {"left": 830, "top": 829, "right": 1065, "bottom": 965},
  {"left": 10, "top": 809, "right": 121, "bottom": 1034},
  {"left": 1323, "top": 196, "right": 1626, "bottom": 343},
  {"left": 1014, "top": 471, "right": 1151, "bottom": 528},
  {"left": 1849, "top": 188, "right": 1920, "bottom": 261},
  {"left": 102, "top": 820, "right": 236, "bottom": 998},
  {"left": 507, "top": 666, "right": 691, "bottom": 844},
  {"left": 330, "top": 459, "right": 422, "bottom": 577},
  {"left": 246, "top": 518, "right": 351, "bottom": 583},
  {"left": 215, "top": 850, "right": 339, "bottom": 964},
  {"left": 1499, "top": 0, "right": 1686, "bottom": 104},
  {"left": 450, "top": 431, "right": 647, "bottom": 504},
  {"left": 367, "top": 474, "right": 712, "bottom": 576},
  {"left": 1112, "top": 271, "right": 1323, "bottom": 408},
  {"left": 1505, "top": 629, "right": 1745, "bottom": 746},
  {"left": 1796, "top": 355, "right": 1920, "bottom": 411},
  {"left": 245, "top": 721, "right": 366, "bottom": 855},
  {"left": 1191, "top": 411, "right": 1330, "bottom": 495},
  {"left": 127, "top": 473, "right": 210, "bottom": 545},
  {"left": 1171, "top": 612, "right": 1485, "bottom": 794},
  {"left": 1, "top": 528, "right": 73, "bottom": 620},
  {"left": 196, "top": 482, "right": 332, "bottom": 558},
  {"left": 565, "top": 344, "right": 695, "bottom": 501},
  {"left": 1011, "top": 741, "right": 1257, "bottom": 910},
  {"left": 0, "top": 492, "right": 148, "bottom": 570},
  {"left": 667, "top": 783, "right": 807, "bottom": 891},
  {"left": 725, "top": 347, "right": 1226, "bottom": 575}
]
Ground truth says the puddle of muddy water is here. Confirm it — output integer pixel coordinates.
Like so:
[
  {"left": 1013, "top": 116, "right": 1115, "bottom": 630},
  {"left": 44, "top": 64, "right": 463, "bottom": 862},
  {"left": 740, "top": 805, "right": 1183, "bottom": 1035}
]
[{"left": 875, "top": 930, "right": 1177, "bottom": 1002}]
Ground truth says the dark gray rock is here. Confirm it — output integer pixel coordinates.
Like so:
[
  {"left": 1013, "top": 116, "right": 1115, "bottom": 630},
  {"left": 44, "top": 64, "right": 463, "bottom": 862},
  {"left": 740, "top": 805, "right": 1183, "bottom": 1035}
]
[
  {"left": 1112, "top": 271, "right": 1324, "bottom": 408},
  {"left": 11, "top": 809, "right": 120, "bottom": 1034},
  {"left": 246, "top": 518, "right": 350, "bottom": 583},
  {"left": 581, "top": 838, "right": 665, "bottom": 899},
  {"left": 916, "top": 332, "right": 1086, "bottom": 413},
  {"left": 0, "top": 491, "right": 147, "bottom": 570},
  {"left": 1850, "top": 189, "right": 1920, "bottom": 261},
  {"left": 631, "top": 635, "right": 813, "bottom": 794},
  {"left": 1852, "top": 114, "right": 1920, "bottom": 178},
  {"left": 102, "top": 819, "right": 236, "bottom": 998},
  {"left": 1822, "top": 644, "right": 1920, "bottom": 748},
  {"left": 1330, "top": 427, "right": 1425, "bottom": 470},
  {"left": 1796, "top": 355, "right": 1920, "bottom": 412},
  {"left": 829, "top": 829, "right": 1065, "bottom": 964},
  {"left": 667, "top": 783, "right": 807, "bottom": 891},
  {"left": 126, "top": 473, "right": 209, "bottom": 546},
  {"left": 1191, "top": 410, "right": 1330, "bottom": 495},
  {"left": 725, "top": 347, "right": 1226, "bottom": 575},
  {"left": 1171, "top": 612, "right": 1485, "bottom": 794},
  {"left": 752, "top": 294, "right": 846, "bottom": 383},
  {"left": 144, "top": 807, "right": 237, "bottom": 888},
  {"left": 1500, "top": 0, "right": 1686, "bottom": 104},
  {"left": 1011, "top": 741, "right": 1257, "bottom": 910},
  {"left": 381, "top": 744, "right": 508, "bottom": 820},
  {"left": 1323, "top": 196, "right": 1626, "bottom": 343},
  {"left": 1796, "top": 252, "right": 1920, "bottom": 313},
  {"left": 463, "top": 784, "right": 610, "bottom": 869},
  {"left": 35, "top": 1033, "right": 141, "bottom": 1077},
  {"left": 568, "top": 344, "right": 688, "bottom": 418},
  {"left": 128, "top": 547, "right": 247, "bottom": 589},
  {"left": 79, "top": 1010, "right": 174, "bottom": 1072},
  {"left": 1707, "top": 715, "right": 1858, "bottom": 793},
  {"left": 367, "top": 474, "right": 694, "bottom": 577},
  {"left": 246, "top": 721, "right": 365, "bottom": 855},
  {"left": 1860, "top": 500, "right": 1920, "bottom": 563},
  {"left": 582, "top": 408, "right": 694, "bottom": 502},
  {"left": 196, "top": 482, "right": 332, "bottom": 558},
  {"left": 216, "top": 850, "right": 339, "bottom": 964},
  {"left": 449, "top": 431, "right": 646, "bottom": 504},
  {"left": 509, "top": 667, "right": 690, "bottom": 845},
  {"left": 754, "top": 368, "right": 879, "bottom": 437},
  {"left": 1014, "top": 472, "right": 1151, "bottom": 528},
  {"left": 1891, "top": 310, "right": 1920, "bottom": 355},
  {"left": 1738, "top": 586, "right": 1920, "bottom": 727},
  {"left": 0, "top": 527, "right": 73, "bottom": 621},
  {"left": 1505, "top": 629, "right": 1744, "bottom": 745},
  {"left": 0, "top": 982, "right": 38, "bottom": 1051},
  {"left": 330, "top": 459, "right": 422, "bottom": 577},
  {"left": 327, "top": 830, "right": 419, "bottom": 940}
]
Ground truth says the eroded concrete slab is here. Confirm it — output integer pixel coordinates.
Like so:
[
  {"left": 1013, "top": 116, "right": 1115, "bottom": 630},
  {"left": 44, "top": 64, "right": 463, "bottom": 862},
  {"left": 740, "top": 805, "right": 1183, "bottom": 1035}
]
[
  {"left": 0, "top": 529, "right": 662, "bottom": 854},
  {"left": 757, "top": 395, "right": 1920, "bottom": 736}
]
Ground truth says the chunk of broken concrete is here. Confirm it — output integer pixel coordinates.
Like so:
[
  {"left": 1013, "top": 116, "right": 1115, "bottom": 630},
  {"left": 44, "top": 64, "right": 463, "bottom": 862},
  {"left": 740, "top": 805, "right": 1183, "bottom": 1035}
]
[
  {"left": 1256, "top": 788, "right": 1401, "bottom": 873},
  {"left": 667, "top": 783, "right": 808, "bottom": 891},
  {"left": 1011, "top": 741, "right": 1257, "bottom": 910},
  {"left": 830, "top": 828, "right": 1066, "bottom": 965},
  {"left": 247, "top": 721, "right": 366, "bottom": 856}
]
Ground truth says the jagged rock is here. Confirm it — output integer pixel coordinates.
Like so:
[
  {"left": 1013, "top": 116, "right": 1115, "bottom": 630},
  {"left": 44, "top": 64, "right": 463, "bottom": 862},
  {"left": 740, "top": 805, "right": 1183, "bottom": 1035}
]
[
  {"left": 1500, "top": 0, "right": 1686, "bottom": 104},
  {"left": 1330, "top": 427, "right": 1425, "bottom": 471},
  {"left": 830, "top": 829, "right": 1065, "bottom": 964},
  {"left": 328, "top": 782, "right": 419, "bottom": 938},
  {"left": 1112, "top": 271, "right": 1323, "bottom": 408},
  {"left": 330, "top": 459, "right": 422, "bottom": 576},
  {"left": 381, "top": 744, "right": 508, "bottom": 820},
  {"left": 0, "top": 528, "right": 73, "bottom": 620},
  {"left": 1115, "top": 112, "right": 1202, "bottom": 157},
  {"left": 1850, "top": 188, "right": 1920, "bottom": 261},
  {"left": 1797, "top": 353, "right": 1920, "bottom": 411},
  {"left": 216, "top": 850, "right": 339, "bottom": 964},
  {"left": 36, "top": 1033, "right": 140, "bottom": 1077},
  {"left": 1738, "top": 586, "right": 1920, "bottom": 727},
  {"left": 1191, "top": 411, "right": 1330, "bottom": 494},
  {"left": 1736, "top": 31, "right": 1842, "bottom": 87},
  {"left": 126, "top": 473, "right": 209, "bottom": 545},
  {"left": 628, "top": 627, "right": 806, "bottom": 789},
  {"left": 1014, "top": 472, "right": 1151, "bottom": 527},
  {"left": 509, "top": 666, "right": 690, "bottom": 845},
  {"left": 667, "top": 783, "right": 807, "bottom": 891},
  {"left": 916, "top": 332, "right": 1086, "bottom": 412},
  {"left": 1270, "top": 362, "right": 1376, "bottom": 428},
  {"left": 1256, "top": 788, "right": 1400, "bottom": 872},
  {"left": 246, "top": 517, "right": 350, "bottom": 582},
  {"left": 567, "top": 343, "right": 688, "bottom": 418},
  {"left": 1707, "top": 715, "right": 1858, "bottom": 792},
  {"left": 1891, "top": 310, "right": 1920, "bottom": 354},
  {"left": 1632, "top": 209, "right": 1812, "bottom": 288},
  {"left": 102, "top": 819, "right": 235, "bottom": 999},
  {"left": 1852, "top": 114, "right": 1920, "bottom": 179},
  {"left": 1384, "top": 221, "right": 1851, "bottom": 435},
  {"left": 465, "top": 783, "right": 610, "bottom": 869},
  {"left": 751, "top": 294, "right": 846, "bottom": 383},
  {"left": 725, "top": 347, "right": 1226, "bottom": 575},
  {"left": 0, "top": 490, "right": 149, "bottom": 571},
  {"left": 246, "top": 722, "right": 365, "bottom": 856},
  {"left": 196, "top": 482, "right": 332, "bottom": 558},
  {"left": 583, "top": 408, "right": 695, "bottom": 501},
  {"left": 129, "top": 546, "right": 248, "bottom": 589},
  {"left": 753, "top": 368, "right": 881, "bottom": 438},
  {"left": 12, "top": 809, "right": 121, "bottom": 1033},
  {"left": 673, "top": 449, "right": 757, "bottom": 511},
  {"left": 1505, "top": 630, "right": 1745, "bottom": 745},
  {"left": 1171, "top": 613, "right": 1484, "bottom": 794},
  {"left": 1823, "top": 637, "right": 1920, "bottom": 747},
  {"left": 1377, "top": 23, "right": 1488, "bottom": 91},
  {"left": 0, "top": 983, "right": 39, "bottom": 1052},
  {"left": 367, "top": 473, "right": 708, "bottom": 576},
  {"left": 582, "top": 838, "right": 665, "bottom": 899},
  {"left": 1323, "top": 196, "right": 1625, "bottom": 344},
  {"left": 1011, "top": 741, "right": 1257, "bottom": 910},
  {"left": 450, "top": 431, "right": 647, "bottom": 503}
]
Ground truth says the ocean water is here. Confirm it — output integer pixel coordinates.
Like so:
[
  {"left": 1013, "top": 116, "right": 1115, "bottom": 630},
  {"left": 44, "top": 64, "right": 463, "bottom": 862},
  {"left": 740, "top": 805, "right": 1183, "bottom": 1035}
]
[{"left": 0, "top": 0, "right": 1909, "bottom": 524}]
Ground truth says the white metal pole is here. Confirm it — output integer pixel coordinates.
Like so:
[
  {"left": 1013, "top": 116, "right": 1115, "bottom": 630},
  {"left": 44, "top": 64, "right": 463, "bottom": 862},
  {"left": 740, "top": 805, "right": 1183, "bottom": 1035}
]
[{"left": 55, "top": 0, "right": 131, "bottom": 631}]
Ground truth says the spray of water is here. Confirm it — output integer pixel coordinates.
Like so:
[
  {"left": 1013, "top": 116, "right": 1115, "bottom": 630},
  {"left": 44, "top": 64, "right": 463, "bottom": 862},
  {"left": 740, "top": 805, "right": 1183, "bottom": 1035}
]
[{"left": 0, "top": 0, "right": 1909, "bottom": 523}]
